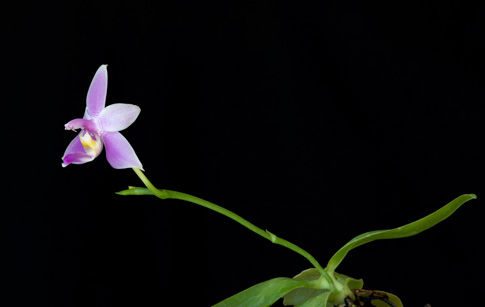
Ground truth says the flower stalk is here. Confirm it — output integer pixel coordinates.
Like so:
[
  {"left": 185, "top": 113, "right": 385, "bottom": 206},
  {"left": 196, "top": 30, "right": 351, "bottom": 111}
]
[{"left": 126, "top": 167, "right": 336, "bottom": 290}]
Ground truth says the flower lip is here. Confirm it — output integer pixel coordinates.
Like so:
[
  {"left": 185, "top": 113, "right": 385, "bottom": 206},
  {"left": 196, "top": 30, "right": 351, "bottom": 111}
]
[
  {"left": 79, "top": 130, "right": 103, "bottom": 155},
  {"left": 61, "top": 131, "right": 103, "bottom": 167}
]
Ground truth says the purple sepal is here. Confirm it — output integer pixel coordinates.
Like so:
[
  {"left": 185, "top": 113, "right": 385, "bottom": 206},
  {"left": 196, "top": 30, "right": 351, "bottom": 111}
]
[
  {"left": 103, "top": 131, "right": 143, "bottom": 170},
  {"left": 86, "top": 65, "right": 107, "bottom": 117}
]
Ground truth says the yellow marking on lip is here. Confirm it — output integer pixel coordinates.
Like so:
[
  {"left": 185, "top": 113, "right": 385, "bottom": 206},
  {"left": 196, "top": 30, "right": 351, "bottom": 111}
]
[{"left": 80, "top": 132, "right": 98, "bottom": 153}]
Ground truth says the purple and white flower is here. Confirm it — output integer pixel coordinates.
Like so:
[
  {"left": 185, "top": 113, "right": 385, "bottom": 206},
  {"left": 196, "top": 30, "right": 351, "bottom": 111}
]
[{"left": 62, "top": 65, "right": 143, "bottom": 170}]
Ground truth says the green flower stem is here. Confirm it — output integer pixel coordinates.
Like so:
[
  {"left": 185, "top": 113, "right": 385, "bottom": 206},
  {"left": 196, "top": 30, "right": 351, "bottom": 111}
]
[{"left": 127, "top": 168, "right": 334, "bottom": 289}]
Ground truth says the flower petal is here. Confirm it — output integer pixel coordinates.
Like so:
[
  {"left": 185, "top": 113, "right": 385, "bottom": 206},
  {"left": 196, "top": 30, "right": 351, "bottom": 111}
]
[
  {"left": 86, "top": 65, "right": 108, "bottom": 117},
  {"left": 83, "top": 107, "right": 91, "bottom": 120},
  {"left": 97, "top": 103, "right": 141, "bottom": 132},
  {"left": 103, "top": 131, "right": 143, "bottom": 169}
]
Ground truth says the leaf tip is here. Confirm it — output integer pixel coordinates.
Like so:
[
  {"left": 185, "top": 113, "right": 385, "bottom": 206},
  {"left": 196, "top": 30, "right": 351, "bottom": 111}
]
[{"left": 115, "top": 188, "right": 131, "bottom": 195}]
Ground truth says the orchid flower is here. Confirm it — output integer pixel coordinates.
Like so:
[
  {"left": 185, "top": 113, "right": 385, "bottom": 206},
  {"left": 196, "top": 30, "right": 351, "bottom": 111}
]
[{"left": 62, "top": 65, "right": 143, "bottom": 170}]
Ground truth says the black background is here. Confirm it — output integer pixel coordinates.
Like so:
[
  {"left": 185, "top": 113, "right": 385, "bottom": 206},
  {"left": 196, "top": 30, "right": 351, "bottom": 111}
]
[{"left": 4, "top": 1, "right": 485, "bottom": 306}]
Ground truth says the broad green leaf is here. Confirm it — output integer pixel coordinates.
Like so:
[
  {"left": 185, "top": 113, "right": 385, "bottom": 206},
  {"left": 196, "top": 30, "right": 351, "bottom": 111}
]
[
  {"left": 283, "top": 269, "right": 326, "bottom": 306},
  {"left": 283, "top": 269, "right": 363, "bottom": 306},
  {"left": 327, "top": 194, "right": 476, "bottom": 273},
  {"left": 213, "top": 277, "right": 313, "bottom": 307},
  {"left": 295, "top": 292, "right": 331, "bottom": 307}
]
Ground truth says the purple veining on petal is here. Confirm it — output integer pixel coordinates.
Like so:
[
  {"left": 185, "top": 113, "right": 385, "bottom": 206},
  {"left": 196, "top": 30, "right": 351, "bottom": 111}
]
[
  {"left": 97, "top": 103, "right": 141, "bottom": 132},
  {"left": 86, "top": 65, "right": 108, "bottom": 117},
  {"left": 103, "top": 131, "right": 143, "bottom": 169}
]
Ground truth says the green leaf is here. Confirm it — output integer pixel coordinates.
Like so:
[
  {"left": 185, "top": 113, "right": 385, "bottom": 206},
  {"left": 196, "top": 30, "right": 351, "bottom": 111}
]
[
  {"left": 294, "top": 292, "right": 331, "bottom": 307},
  {"left": 213, "top": 277, "right": 314, "bottom": 307},
  {"left": 283, "top": 269, "right": 363, "bottom": 306},
  {"left": 283, "top": 269, "right": 327, "bottom": 306},
  {"left": 326, "top": 194, "right": 476, "bottom": 273}
]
